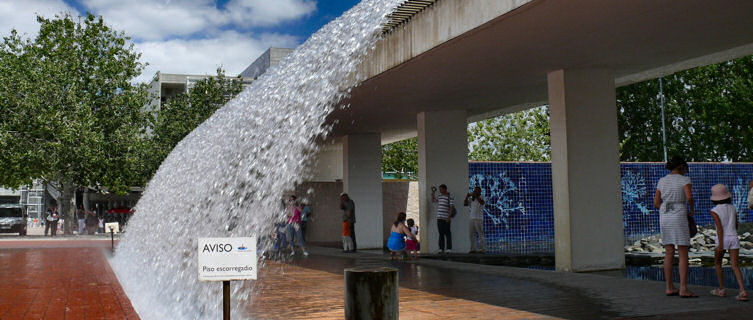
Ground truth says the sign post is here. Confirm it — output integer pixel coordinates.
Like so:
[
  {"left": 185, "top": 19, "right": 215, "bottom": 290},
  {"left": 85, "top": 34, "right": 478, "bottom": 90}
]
[
  {"left": 105, "top": 222, "right": 119, "bottom": 253},
  {"left": 198, "top": 237, "right": 257, "bottom": 320}
]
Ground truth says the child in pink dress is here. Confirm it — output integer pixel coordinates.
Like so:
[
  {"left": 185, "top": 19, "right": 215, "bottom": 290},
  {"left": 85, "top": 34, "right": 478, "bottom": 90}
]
[{"left": 405, "top": 219, "right": 419, "bottom": 260}]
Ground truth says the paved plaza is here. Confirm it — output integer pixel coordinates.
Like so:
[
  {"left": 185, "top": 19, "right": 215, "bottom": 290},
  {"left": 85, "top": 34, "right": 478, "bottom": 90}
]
[
  {"left": 2, "top": 238, "right": 753, "bottom": 319},
  {"left": 0, "top": 240, "right": 137, "bottom": 320}
]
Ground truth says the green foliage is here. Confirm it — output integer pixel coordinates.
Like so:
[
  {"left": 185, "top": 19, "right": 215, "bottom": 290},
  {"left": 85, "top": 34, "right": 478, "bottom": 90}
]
[
  {"left": 381, "top": 138, "right": 417, "bottom": 179},
  {"left": 468, "top": 106, "right": 551, "bottom": 162},
  {"left": 144, "top": 69, "right": 244, "bottom": 178},
  {"left": 380, "top": 107, "right": 551, "bottom": 178},
  {"left": 617, "top": 56, "right": 753, "bottom": 162},
  {"left": 0, "top": 13, "right": 149, "bottom": 193}
]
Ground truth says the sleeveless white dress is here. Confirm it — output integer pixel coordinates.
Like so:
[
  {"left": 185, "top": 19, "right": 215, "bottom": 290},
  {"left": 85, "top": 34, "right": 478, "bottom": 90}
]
[{"left": 657, "top": 174, "right": 692, "bottom": 246}]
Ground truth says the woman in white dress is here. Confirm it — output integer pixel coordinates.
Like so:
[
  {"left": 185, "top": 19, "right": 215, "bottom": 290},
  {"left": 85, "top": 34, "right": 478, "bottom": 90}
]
[{"left": 653, "top": 156, "right": 697, "bottom": 298}]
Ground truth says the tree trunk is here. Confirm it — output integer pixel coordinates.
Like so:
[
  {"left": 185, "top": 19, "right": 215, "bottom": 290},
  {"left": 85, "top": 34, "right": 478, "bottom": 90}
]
[
  {"left": 60, "top": 182, "right": 76, "bottom": 235},
  {"left": 83, "top": 189, "right": 90, "bottom": 213}
]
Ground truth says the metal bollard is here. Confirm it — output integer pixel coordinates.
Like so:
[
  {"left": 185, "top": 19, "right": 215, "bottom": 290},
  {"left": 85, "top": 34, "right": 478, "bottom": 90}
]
[
  {"left": 110, "top": 227, "right": 115, "bottom": 253},
  {"left": 344, "top": 267, "right": 398, "bottom": 320}
]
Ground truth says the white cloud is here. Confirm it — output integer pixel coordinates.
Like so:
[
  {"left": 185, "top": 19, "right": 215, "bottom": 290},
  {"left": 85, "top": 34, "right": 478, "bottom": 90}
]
[
  {"left": 0, "top": 0, "right": 76, "bottom": 37},
  {"left": 134, "top": 30, "right": 299, "bottom": 83},
  {"left": 0, "top": 0, "right": 313, "bottom": 84},
  {"left": 81, "top": 0, "right": 316, "bottom": 41},
  {"left": 226, "top": 0, "right": 317, "bottom": 27}
]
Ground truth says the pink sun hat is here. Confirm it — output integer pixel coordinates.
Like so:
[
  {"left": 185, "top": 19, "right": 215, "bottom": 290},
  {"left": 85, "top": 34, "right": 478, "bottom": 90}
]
[{"left": 710, "top": 184, "right": 732, "bottom": 201}]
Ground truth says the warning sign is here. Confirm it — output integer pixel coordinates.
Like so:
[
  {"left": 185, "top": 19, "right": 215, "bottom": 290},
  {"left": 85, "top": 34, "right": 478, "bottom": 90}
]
[{"left": 198, "top": 237, "right": 257, "bottom": 281}]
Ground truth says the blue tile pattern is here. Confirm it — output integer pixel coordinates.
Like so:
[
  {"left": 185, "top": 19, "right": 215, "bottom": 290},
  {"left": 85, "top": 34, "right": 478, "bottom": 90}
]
[{"left": 468, "top": 162, "right": 753, "bottom": 254}]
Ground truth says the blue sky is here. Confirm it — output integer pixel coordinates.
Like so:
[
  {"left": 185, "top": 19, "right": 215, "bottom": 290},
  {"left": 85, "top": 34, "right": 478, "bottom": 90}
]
[{"left": 0, "top": 0, "right": 361, "bottom": 83}]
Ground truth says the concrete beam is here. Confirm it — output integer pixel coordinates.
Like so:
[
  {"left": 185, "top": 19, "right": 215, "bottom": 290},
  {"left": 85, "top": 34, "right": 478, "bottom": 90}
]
[{"left": 548, "top": 69, "right": 625, "bottom": 272}]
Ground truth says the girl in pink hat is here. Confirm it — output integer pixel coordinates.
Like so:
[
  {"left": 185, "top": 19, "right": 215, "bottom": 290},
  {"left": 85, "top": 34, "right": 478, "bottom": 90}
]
[{"left": 709, "top": 184, "right": 748, "bottom": 301}]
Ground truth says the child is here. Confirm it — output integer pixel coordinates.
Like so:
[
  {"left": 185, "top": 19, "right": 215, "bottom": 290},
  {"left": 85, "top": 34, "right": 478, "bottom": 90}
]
[
  {"left": 405, "top": 219, "right": 419, "bottom": 260},
  {"left": 709, "top": 184, "right": 748, "bottom": 301},
  {"left": 342, "top": 220, "right": 354, "bottom": 252}
]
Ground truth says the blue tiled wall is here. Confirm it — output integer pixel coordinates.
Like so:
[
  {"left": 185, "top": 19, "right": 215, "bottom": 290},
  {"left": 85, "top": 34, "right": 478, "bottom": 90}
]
[{"left": 468, "top": 162, "right": 753, "bottom": 254}]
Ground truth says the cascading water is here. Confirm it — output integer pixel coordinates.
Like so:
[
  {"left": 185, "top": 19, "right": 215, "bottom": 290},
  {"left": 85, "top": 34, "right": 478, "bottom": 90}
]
[{"left": 110, "top": 1, "right": 401, "bottom": 318}]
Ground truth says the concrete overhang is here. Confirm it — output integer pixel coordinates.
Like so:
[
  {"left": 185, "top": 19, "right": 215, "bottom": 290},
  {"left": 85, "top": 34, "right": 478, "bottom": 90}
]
[{"left": 327, "top": 0, "right": 753, "bottom": 144}]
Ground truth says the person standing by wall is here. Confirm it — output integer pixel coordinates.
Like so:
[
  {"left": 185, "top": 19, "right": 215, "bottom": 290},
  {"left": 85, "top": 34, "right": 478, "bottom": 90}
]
[
  {"left": 47, "top": 204, "right": 60, "bottom": 237},
  {"left": 340, "top": 193, "right": 356, "bottom": 252},
  {"left": 44, "top": 203, "right": 55, "bottom": 236},
  {"left": 86, "top": 208, "right": 98, "bottom": 235},
  {"left": 748, "top": 180, "right": 753, "bottom": 210},
  {"left": 285, "top": 195, "right": 309, "bottom": 256},
  {"left": 300, "top": 201, "right": 312, "bottom": 241},
  {"left": 464, "top": 186, "right": 486, "bottom": 254},
  {"left": 432, "top": 184, "right": 454, "bottom": 254},
  {"left": 653, "top": 156, "right": 696, "bottom": 298},
  {"left": 76, "top": 205, "right": 86, "bottom": 235}
]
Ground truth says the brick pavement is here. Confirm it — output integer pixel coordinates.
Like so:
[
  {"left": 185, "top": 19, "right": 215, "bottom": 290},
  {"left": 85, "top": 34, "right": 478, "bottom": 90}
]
[
  {"left": 244, "top": 261, "right": 558, "bottom": 320},
  {"left": 0, "top": 242, "right": 138, "bottom": 320},
  {"left": 3, "top": 240, "right": 752, "bottom": 320}
]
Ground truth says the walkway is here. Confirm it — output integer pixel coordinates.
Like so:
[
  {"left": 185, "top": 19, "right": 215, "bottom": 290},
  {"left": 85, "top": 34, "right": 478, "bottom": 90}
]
[
  {"left": 3, "top": 239, "right": 752, "bottom": 319},
  {"left": 245, "top": 247, "right": 753, "bottom": 319},
  {"left": 0, "top": 240, "right": 138, "bottom": 320}
]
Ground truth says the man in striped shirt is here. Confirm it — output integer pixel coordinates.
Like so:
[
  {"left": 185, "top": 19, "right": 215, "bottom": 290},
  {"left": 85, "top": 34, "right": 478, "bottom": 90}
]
[{"left": 432, "top": 184, "right": 454, "bottom": 253}]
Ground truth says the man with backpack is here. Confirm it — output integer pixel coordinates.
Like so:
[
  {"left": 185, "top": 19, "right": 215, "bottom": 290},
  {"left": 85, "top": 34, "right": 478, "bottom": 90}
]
[{"left": 432, "top": 184, "right": 455, "bottom": 254}]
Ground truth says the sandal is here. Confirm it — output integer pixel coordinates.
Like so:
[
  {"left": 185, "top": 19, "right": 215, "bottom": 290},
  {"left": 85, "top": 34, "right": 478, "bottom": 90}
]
[
  {"left": 665, "top": 289, "right": 679, "bottom": 296},
  {"left": 737, "top": 291, "right": 749, "bottom": 301},
  {"left": 710, "top": 288, "right": 726, "bottom": 297}
]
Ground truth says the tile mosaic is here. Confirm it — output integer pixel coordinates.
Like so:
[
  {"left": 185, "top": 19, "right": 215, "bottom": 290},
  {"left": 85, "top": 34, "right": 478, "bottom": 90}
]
[{"left": 468, "top": 162, "right": 753, "bottom": 254}]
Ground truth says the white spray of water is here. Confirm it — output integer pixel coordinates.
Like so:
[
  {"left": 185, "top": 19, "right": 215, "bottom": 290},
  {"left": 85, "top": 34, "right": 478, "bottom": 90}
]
[{"left": 111, "top": 1, "right": 400, "bottom": 318}]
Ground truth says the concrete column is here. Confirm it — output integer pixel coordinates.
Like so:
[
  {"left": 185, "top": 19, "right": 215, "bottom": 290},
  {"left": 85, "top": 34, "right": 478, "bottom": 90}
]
[
  {"left": 343, "top": 133, "right": 383, "bottom": 249},
  {"left": 417, "top": 110, "right": 469, "bottom": 254},
  {"left": 547, "top": 69, "right": 625, "bottom": 272}
]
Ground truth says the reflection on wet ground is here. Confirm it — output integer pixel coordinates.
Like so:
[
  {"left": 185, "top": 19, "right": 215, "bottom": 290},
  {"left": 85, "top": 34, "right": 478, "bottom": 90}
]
[
  {"left": 244, "top": 260, "right": 558, "bottom": 320},
  {"left": 623, "top": 265, "right": 753, "bottom": 289},
  {"left": 250, "top": 247, "right": 753, "bottom": 320}
]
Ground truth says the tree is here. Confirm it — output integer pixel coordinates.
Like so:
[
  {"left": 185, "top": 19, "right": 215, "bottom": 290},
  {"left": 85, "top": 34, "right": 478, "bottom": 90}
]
[
  {"left": 381, "top": 138, "right": 417, "bottom": 179},
  {"left": 0, "top": 13, "right": 149, "bottom": 234},
  {"left": 617, "top": 55, "right": 753, "bottom": 162},
  {"left": 144, "top": 69, "right": 245, "bottom": 179},
  {"left": 379, "top": 107, "right": 551, "bottom": 179},
  {"left": 468, "top": 106, "right": 551, "bottom": 161}
]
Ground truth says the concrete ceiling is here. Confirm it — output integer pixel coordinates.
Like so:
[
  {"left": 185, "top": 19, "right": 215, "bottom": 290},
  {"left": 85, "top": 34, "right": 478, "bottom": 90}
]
[{"left": 326, "top": 0, "right": 753, "bottom": 144}]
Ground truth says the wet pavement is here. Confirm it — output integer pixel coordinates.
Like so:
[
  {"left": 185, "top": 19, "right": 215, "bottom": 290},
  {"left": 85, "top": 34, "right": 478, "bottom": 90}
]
[
  {"left": 0, "top": 240, "right": 138, "bottom": 320},
  {"left": 250, "top": 246, "right": 753, "bottom": 319},
  {"left": 3, "top": 238, "right": 752, "bottom": 319}
]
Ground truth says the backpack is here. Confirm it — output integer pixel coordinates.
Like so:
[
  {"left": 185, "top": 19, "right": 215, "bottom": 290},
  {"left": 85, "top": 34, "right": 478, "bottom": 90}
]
[{"left": 449, "top": 194, "right": 457, "bottom": 218}]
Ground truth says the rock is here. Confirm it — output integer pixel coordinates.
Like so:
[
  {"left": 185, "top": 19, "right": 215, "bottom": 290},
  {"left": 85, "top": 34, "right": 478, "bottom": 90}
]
[
  {"left": 689, "top": 258, "right": 702, "bottom": 265},
  {"left": 696, "top": 238, "right": 706, "bottom": 246},
  {"left": 741, "top": 241, "right": 753, "bottom": 250},
  {"left": 646, "top": 244, "right": 663, "bottom": 253}
]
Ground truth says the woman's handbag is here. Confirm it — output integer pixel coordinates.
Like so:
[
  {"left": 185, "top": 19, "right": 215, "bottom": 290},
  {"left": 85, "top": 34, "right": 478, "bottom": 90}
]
[{"left": 687, "top": 215, "right": 698, "bottom": 238}]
